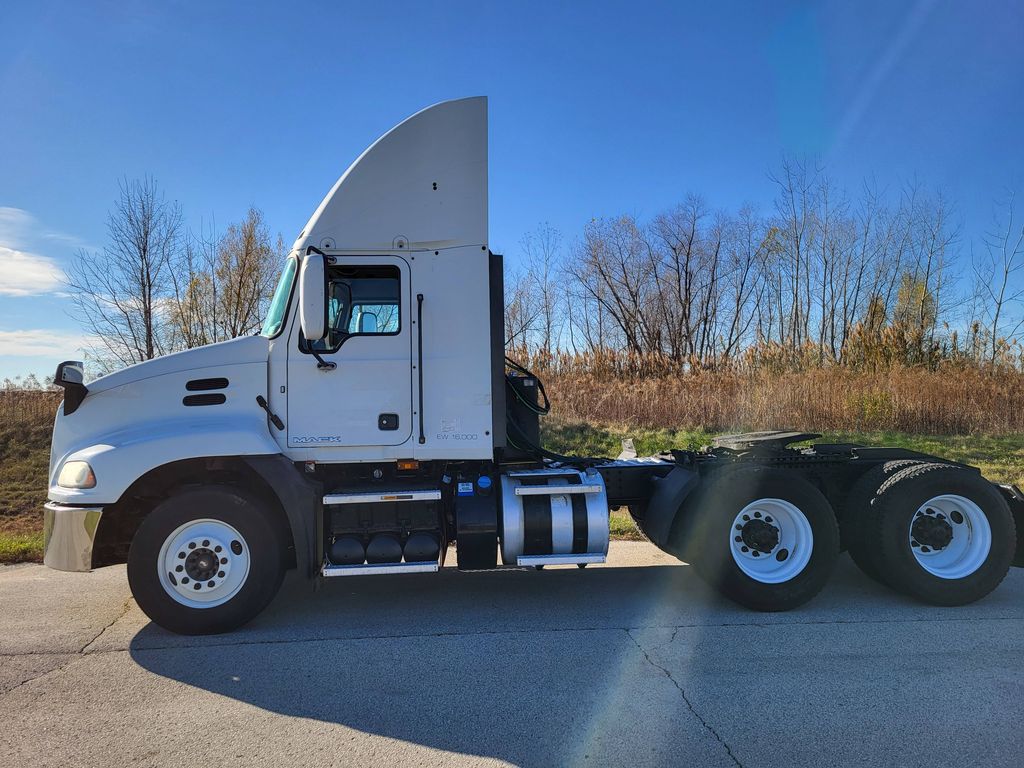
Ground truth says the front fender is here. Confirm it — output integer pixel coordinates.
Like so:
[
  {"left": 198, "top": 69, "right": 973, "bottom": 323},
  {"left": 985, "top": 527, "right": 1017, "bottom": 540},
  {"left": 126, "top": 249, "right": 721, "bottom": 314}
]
[{"left": 48, "top": 417, "right": 282, "bottom": 505}]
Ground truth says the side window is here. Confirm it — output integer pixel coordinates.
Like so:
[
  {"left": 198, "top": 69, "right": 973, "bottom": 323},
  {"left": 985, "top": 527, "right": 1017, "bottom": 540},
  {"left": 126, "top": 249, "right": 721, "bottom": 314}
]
[{"left": 308, "top": 265, "right": 401, "bottom": 353}]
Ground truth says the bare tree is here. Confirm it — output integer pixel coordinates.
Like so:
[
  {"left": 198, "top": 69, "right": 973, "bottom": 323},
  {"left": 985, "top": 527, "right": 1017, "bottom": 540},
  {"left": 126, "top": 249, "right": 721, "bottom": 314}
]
[
  {"left": 168, "top": 208, "right": 282, "bottom": 347},
  {"left": 67, "top": 177, "right": 182, "bottom": 372},
  {"left": 169, "top": 221, "right": 220, "bottom": 348},
  {"left": 520, "top": 223, "right": 564, "bottom": 355},
  {"left": 504, "top": 266, "right": 541, "bottom": 348},
  {"left": 216, "top": 208, "right": 281, "bottom": 338},
  {"left": 974, "top": 191, "right": 1024, "bottom": 364}
]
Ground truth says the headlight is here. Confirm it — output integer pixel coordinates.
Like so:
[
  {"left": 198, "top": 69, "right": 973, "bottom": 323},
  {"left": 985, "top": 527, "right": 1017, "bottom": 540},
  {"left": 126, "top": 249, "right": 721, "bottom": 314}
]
[{"left": 57, "top": 461, "right": 96, "bottom": 489}]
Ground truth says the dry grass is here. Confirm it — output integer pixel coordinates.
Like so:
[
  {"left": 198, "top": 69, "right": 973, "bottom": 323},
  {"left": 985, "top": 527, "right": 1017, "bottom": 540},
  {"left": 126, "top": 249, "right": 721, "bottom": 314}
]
[
  {"left": 0, "top": 392, "right": 60, "bottom": 562},
  {"left": 546, "top": 368, "right": 1024, "bottom": 435}
]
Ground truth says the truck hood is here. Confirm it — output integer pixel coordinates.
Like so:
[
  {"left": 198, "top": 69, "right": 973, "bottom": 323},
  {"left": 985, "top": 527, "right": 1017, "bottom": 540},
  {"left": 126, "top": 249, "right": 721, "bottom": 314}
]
[
  {"left": 87, "top": 336, "right": 270, "bottom": 395},
  {"left": 49, "top": 334, "right": 277, "bottom": 503}
]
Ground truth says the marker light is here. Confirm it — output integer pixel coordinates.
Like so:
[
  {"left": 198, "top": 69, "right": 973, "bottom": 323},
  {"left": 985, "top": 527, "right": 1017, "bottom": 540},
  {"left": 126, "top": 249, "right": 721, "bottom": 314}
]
[{"left": 57, "top": 461, "right": 96, "bottom": 489}]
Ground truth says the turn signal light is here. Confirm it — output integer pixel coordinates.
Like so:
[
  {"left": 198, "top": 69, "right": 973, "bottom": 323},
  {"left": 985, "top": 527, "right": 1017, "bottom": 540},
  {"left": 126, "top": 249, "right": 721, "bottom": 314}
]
[
  {"left": 57, "top": 460, "right": 96, "bottom": 489},
  {"left": 397, "top": 459, "right": 420, "bottom": 471}
]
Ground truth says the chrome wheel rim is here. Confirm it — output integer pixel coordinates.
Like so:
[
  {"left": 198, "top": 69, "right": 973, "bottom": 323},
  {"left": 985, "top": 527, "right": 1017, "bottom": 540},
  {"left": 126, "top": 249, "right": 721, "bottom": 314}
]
[
  {"left": 157, "top": 519, "right": 250, "bottom": 608},
  {"left": 909, "top": 494, "right": 991, "bottom": 579},
  {"left": 729, "top": 498, "right": 814, "bottom": 584}
]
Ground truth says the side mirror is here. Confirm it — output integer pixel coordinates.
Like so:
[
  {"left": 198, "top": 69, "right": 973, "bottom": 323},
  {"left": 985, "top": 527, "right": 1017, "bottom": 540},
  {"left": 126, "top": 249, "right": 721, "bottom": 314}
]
[
  {"left": 55, "top": 360, "right": 85, "bottom": 387},
  {"left": 298, "top": 252, "right": 328, "bottom": 341},
  {"left": 53, "top": 361, "right": 88, "bottom": 416}
]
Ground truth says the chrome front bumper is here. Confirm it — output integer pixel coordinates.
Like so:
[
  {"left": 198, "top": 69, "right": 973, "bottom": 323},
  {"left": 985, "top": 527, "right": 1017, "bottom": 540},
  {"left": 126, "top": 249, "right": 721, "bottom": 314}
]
[{"left": 43, "top": 502, "right": 104, "bottom": 572}]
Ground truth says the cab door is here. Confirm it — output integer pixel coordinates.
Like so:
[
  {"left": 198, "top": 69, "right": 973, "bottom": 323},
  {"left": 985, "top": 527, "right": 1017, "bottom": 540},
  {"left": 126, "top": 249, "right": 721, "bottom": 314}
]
[{"left": 286, "top": 256, "right": 412, "bottom": 449}]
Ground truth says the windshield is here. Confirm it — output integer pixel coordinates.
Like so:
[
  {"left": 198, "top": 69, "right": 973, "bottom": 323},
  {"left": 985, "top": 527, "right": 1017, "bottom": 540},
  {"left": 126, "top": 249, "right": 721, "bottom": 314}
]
[{"left": 260, "top": 256, "right": 298, "bottom": 337}]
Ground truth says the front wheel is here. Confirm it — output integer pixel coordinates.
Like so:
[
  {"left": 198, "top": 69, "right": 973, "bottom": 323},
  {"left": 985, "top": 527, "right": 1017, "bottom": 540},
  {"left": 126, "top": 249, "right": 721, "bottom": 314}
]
[
  {"left": 673, "top": 467, "right": 839, "bottom": 611},
  {"left": 127, "top": 485, "right": 287, "bottom": 635}
]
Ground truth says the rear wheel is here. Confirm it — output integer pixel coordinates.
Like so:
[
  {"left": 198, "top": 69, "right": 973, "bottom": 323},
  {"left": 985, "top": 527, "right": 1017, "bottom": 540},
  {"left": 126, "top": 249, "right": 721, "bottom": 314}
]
[
  {"left": 674, "top": 467, "right": 839, "bottom": 611},
  {"left": 841, "top": 460, "right": 923, "bottom": 586},
  {"left": 864, "top": 464, "right": 1015, "bottom": 605},
  {"left": 128, "top": 485, "right": 287, "bottom": 634}
]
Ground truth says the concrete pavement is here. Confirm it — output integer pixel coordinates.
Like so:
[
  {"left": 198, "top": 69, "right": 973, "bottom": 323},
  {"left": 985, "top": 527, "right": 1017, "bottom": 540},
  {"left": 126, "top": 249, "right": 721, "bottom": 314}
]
[{"left": 1, "top": 543, "right": 1022, "bottom": 767}]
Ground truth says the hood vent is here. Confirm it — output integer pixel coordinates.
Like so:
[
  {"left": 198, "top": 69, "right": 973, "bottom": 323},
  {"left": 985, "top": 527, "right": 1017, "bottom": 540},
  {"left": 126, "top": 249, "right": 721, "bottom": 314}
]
[
  {"left": 186, "top": 377, "right": 229, "bottom": 391},
  {"left": 183, "top": 393, "right": 226, "bottom": 407}
]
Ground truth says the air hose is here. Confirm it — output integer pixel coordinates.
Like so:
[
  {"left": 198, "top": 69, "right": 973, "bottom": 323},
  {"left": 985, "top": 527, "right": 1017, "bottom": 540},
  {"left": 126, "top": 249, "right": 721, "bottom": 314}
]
[{"left": 503, "top": 356, "right": 606, "bottom": 467}]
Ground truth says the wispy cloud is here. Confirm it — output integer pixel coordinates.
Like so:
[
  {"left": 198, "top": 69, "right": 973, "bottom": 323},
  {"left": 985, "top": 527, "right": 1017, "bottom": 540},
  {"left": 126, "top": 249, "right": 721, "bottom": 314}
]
[
  {"left": 0, "top": 206, "right": 76, "bottom": 295},
  {"left": 0, "top": 206, "right": 37, "bottom": 247},
  {"left": 0, "top": 328, "right": 90, "bottom": 357},
  {"left": 0, "top": 245, "right": 66, "bottom": 296}
]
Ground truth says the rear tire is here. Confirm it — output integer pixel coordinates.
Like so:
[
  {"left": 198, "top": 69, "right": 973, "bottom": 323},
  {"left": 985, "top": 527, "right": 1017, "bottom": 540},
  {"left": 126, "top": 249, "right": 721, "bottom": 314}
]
[
  {"left": 626, "top": 504, "right": 651, "bottom": 542},
  {"left": 127, "top": 485, "right": 287, "bottom": 635},
  {"left": 864, "top": 463, "right": 1015, "bottom": 606},
  {"left": 841, "top": 460, "right": 923, "bottom": 586},
  {"left": 673, "top": 467, "right": 839, "bottom": 611}
]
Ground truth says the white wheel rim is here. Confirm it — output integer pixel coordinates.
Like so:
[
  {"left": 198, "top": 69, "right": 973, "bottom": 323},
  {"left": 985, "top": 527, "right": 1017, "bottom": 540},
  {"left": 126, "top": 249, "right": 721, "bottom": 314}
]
[
  {"left": 908, "top": 494, "right": 991, "bottom": 579},
  {"left": 157, "top": 519, "right": 250, "bottom": 608},
  {"left": 729, "top": 498, "right": 814, "bottom": 584}
]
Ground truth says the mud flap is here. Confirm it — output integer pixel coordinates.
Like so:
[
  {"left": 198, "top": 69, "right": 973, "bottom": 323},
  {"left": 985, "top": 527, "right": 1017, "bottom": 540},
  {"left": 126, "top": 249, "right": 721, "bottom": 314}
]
[
  {"left": 243, "top": 455, "right": 321, "bottom": 579},
  {"left": 639, "top": 466, "right": 700, "bottom": 550},
  {"left": 995, "top": 483, "right": 1024, "bottom": 567}
]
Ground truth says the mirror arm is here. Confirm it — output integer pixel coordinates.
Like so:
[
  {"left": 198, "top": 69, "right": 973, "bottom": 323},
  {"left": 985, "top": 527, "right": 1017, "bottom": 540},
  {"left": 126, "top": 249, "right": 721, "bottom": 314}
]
[{"left": 310, "top": 349, "right": 337, "bottom": 371}]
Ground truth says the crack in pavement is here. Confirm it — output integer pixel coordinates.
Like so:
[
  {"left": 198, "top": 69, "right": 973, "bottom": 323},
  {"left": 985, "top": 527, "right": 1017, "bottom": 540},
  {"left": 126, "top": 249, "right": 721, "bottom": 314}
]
[
  {"left": 626, "top": 628, "right": 743, "bottom": 768},
  {"left": 81, "top": 598, "right": 133, "bottom": 654},
  {"left": 0, "top": 598, "right": 134, "bottom": 699}
]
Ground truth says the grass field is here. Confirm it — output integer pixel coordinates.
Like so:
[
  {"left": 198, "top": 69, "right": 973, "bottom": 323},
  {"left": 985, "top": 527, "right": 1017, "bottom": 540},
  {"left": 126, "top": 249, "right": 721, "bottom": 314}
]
[
  {"left": 4, "top": 408, "right": 1021, "bottom": 563},
  {"left": 0, "top": 416, "right": 52, "bottom": 563}
]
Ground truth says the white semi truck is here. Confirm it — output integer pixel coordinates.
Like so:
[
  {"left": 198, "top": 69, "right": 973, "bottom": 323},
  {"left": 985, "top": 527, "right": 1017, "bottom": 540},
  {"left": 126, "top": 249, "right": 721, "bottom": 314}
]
[{"left": 44, "top": 97, "right": 1023, "bottom": 634}]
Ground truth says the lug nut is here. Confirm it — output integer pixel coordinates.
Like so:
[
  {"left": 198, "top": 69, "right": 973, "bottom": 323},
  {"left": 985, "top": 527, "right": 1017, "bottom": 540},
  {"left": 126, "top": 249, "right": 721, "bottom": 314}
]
[{"left": 754, "top": 511, "right": 762, "bottom": 518}]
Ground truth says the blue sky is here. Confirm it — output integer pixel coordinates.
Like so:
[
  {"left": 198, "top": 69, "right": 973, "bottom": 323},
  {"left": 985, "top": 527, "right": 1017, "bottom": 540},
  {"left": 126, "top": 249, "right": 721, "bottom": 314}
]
[{"left": 1, "top": 0, "right": 1022, "bottom": 380}]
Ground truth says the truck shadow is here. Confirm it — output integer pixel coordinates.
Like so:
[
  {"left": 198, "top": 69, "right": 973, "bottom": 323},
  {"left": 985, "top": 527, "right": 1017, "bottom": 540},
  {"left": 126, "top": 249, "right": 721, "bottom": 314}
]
[{"left": 124, "top": 558, "right": 950, "bottom": 766}]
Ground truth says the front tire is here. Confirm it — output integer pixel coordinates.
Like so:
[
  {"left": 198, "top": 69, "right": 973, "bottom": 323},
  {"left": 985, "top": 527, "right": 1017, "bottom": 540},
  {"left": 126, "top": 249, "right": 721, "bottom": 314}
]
[
  {"left": 674, "top": 467, "right": 839, "bottom": 611},
  {"left": 127, "top": 485, "right": 287, "bottom": 634}
]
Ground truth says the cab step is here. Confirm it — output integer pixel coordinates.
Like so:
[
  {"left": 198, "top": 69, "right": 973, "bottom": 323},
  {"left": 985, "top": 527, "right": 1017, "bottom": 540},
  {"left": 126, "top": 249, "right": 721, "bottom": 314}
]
[
  {"left": 321, "top": 560, "right": 440, "bottom": 577},
  {"left": 323, "top": 489, "right": 442, "bottom": 505}
]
